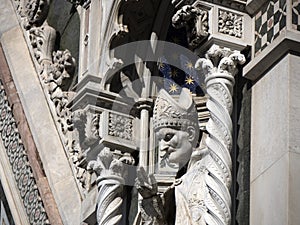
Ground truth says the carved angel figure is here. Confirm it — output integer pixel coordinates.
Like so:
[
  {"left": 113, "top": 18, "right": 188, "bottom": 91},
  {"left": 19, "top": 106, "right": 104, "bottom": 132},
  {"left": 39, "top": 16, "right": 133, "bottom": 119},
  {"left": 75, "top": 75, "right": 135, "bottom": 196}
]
[{"left": 135, "top": 88, "right": 208, "bottom": 225}]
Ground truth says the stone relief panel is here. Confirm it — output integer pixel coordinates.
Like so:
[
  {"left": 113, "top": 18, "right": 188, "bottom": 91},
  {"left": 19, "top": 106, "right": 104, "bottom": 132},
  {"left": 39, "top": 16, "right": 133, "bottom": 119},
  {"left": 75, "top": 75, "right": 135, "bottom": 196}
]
[
  {"left": 108, "top": 113, "right": 133, "bottom": 141},
  {"left": 0, "top": 82, "right": 49, "bottom": 225},
  {"left": 254, "top": 0, "right": 287, "bottom": 56},
  {"left": 218, "top": 9, "right": 243, "bottom": 38},
  {"left": 292, "top": 0, "right": 300, "bottom": 31}
]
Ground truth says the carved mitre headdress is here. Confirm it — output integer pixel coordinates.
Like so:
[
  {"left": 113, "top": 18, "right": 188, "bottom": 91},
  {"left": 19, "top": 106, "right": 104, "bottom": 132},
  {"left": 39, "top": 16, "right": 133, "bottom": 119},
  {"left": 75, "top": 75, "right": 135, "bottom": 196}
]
[{"left": 153, "top": 88, "right": 199, "bottom": 132}]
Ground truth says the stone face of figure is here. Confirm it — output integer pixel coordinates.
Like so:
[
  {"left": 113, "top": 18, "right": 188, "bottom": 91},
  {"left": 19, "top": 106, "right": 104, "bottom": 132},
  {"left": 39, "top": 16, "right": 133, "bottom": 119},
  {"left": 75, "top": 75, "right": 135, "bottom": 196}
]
[{"left": 156, "top": 127, "right": 195, "bottom": 166}]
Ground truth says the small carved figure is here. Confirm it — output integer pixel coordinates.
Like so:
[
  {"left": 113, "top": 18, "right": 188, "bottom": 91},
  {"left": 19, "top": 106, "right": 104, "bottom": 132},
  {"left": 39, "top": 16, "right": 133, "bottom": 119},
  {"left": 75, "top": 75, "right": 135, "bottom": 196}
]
[{"left": 135, "top": 88, "right": 208, "bottom": 225}]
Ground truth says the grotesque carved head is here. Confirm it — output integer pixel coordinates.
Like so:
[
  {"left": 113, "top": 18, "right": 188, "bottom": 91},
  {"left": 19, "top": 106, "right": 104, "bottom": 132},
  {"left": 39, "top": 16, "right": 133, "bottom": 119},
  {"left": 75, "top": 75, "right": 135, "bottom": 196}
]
[{"left": 153, "top": 88, "right": 200, "bottom": 166}]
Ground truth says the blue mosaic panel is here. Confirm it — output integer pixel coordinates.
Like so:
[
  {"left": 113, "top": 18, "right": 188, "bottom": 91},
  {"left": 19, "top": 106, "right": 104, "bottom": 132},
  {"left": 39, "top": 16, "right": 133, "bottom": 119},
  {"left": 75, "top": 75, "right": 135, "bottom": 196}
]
[
  {"left": 293, "top": 0, "right": 300, "bottom": 30},
  {"left": 254, "top": 0, "right": 287, "bottom": 55}
]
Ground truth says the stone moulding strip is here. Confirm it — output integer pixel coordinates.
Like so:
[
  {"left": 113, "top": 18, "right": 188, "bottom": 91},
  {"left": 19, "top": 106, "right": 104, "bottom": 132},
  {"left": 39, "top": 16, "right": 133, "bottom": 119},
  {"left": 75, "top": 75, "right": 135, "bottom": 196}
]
[{"left": 0, "top": 44, "right": 63, "bottom": 225}]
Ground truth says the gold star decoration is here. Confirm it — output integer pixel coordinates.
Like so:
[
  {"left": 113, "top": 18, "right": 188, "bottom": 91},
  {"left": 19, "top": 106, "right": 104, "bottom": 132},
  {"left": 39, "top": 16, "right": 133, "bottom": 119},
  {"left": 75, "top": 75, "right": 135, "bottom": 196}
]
[
  {"left": 169, "top": 83, "right": 178, "bottom": 93},
  {"left": 168, "top": 69, "right": 178, "bottom": 78},
  {"left": 185, "top": 76, "right": 195, "bottom": 85},
  {"left": 184, "top": 60, "right": 194, "bottom": 71}
]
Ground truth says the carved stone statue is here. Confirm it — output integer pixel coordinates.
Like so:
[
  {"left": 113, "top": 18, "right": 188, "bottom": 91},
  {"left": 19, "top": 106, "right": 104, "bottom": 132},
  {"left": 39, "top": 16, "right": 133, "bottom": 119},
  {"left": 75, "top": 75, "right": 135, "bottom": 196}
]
[
  {"left": 135, "top": 45, "right": 245, "bottom": 225},
  {"left": 135, "top": 87, "right": 207, "bottom": 225}
]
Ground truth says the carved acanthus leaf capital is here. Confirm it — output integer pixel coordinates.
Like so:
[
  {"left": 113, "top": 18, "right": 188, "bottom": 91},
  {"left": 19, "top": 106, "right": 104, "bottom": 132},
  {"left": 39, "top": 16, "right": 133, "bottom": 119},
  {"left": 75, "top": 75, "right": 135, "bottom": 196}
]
[
  {"left": 195, "top": 45, "right": 246, "bottom": 77},
  {"left": 87, "top": 148, "right": 135, "bottom": 179},
  {"left": 87, "top": 148, "right": 134, "bottom": 225}
]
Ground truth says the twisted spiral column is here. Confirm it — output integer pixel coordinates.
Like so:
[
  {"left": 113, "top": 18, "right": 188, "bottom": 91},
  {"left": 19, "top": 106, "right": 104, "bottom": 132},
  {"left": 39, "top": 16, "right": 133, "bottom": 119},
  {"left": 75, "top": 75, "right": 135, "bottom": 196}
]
[
  {"left": 88, "top": 148, "right": 134, "bottom": 225},
  {"left": 196, "top": 45, "right": 245, "bottom": 225},
  {"left": 96, "top": 176, "right": 124, "bottom": 225}
]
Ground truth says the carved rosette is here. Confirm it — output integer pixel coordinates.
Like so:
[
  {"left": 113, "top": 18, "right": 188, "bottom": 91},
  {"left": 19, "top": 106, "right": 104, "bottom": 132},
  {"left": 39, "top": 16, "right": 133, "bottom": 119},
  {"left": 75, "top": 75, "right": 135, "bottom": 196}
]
[
  {"left": 88, "top": 148, "right": 134, "bottom": 225},
  {"left": 0, "top": 82, "right": 50, "bottom": 224},
  {"left": 195, "top": 45, "right": 245, "bottom": 225},
  {"left": 218, "top": 9, "right": 243, "bottom": 38},
  {"left": 108, "top": 113, "right": 133, "bottom": 141}
]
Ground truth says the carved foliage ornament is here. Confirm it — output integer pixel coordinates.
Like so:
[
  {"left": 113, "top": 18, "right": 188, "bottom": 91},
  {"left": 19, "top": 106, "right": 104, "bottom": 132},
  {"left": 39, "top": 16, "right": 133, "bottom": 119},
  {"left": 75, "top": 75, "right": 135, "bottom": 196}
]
[
  {"left": 218, "top": 9, "right": 243, "bottom": 38},
  {"left": 42, "top": 49, "right": 76, "bottom": 136},
  {"left": 16, "top": 0, "right": 50, "bottom": 29},
  {"left": 28, "top": 25, "right": 57, "bottom": 64},
  {"left": 172, "top": 4, "right": 209, "bottom": 48},
  {"left": 109, "top": 113, "right": 133, "bottom": 141},
  {"left": 172, "top": 0, "right": 246, "bottom": 11},
  {"left": 12, "top": 0, "right": 86, "bottom": 192},
  {"left": 0, "top": 82, "right": 49, "bottom": 224}
]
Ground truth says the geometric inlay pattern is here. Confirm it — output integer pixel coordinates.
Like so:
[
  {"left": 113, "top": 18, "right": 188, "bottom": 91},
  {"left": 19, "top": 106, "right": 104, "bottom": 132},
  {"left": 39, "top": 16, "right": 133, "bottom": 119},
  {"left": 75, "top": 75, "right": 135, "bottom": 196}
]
[
  {"left": 254, "top": 0, "right": 287, "bottom": 55},
  {"left": 0, "top": 81, "right": 49, "bottom": 225},
  {"left": 292, "top": 0, "right": 300, "bottom": 30}
]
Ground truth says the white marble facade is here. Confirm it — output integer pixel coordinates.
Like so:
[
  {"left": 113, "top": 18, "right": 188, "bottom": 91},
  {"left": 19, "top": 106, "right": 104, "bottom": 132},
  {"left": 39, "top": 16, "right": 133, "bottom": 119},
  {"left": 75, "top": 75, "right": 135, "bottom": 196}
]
[{"left": 0, "top": 0, "right": 299, "bottom": 225}]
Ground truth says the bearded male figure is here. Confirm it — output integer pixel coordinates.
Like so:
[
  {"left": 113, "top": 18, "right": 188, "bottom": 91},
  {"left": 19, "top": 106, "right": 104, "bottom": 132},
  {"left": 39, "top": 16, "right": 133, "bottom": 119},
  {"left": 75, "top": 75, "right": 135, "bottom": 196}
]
[{"left": 135, "top": 87, "right": 208, "bottom": 225}]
